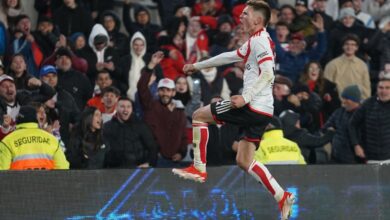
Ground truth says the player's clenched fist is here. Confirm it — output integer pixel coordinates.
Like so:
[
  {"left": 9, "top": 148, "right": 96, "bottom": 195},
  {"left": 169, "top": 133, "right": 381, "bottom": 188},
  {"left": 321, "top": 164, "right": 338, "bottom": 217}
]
[
  {"left": 183, "top": 64, "right": 197, "bottom": 75},
  {"left": 230, "top": 95, "right": 246, "bottom": 108}
]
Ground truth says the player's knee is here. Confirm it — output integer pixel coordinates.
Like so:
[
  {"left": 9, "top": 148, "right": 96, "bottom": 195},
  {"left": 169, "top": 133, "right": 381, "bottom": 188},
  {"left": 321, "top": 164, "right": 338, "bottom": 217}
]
[
  {"left": 192, "top": 109, "right": 204, "bottom": 121},
  {"left": 236, "top": 156, "right": 250, "bottom": 171}
]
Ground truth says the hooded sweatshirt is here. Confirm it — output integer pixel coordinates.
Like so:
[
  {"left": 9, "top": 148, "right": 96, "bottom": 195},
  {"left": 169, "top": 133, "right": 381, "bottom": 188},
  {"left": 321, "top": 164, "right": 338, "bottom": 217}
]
[{"left": 127, "top": 32, "right": 146, "bottom": 101}]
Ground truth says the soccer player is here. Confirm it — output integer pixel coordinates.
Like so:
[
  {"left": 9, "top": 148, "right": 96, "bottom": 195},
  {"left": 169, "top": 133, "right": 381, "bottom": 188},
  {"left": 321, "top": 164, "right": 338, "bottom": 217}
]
[{"left": 172, "top": 1, "right": 295, "bottom": 219}]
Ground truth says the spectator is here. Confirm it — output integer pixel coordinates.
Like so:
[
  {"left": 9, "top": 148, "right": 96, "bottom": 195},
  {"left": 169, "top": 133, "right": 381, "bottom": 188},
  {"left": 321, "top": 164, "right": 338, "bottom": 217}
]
[
  {"left": 0, "top": 105, "right": 69, "bottom": 170},
  {"left": 362, "top": 0, "right": 390, "bottom": 22},
  {"left": 39, "top": 64, "right": 80, "bottom": 148},
  {"left": 352, "top": 0, "right": 375, "bottom": 29},
  {"left": 272, "top": 15, "right": 326, "bottom": 82},
  {"left": 0, "top": 0, "right": 24, "bottom": 30},
  {"left": 324, "top": 34, "right": 371, "bottom": 99},
  {"left": 7, "top": 53, "right": 35, "bottom": 90},
  {"left": 273, "top": 75, "right": 294, "bottom": 116},
  {"left": 0, "top": 21, "right": 7, "bottom": 58},
  {"left": 326, "top": 7, "right": 371, "bottom": 61},
  {"left": 137, "top": 51, "right": 187, "bottom": 168},
  {"left": 279, "top": 4, "right": 296, "bottom": 26},
  {"left": 66, "top": 107, "right": 107, "bottom": 169},
  {"left": 69, "top": 32, "right": 88, "bottom": 58},
  {"left": 53, "top": 0, "right": 93, "bottom": 37},
  {"left": 54, "top": 47, "right": 93, "bottom": 110},
  {"left": 103, "top": 97, "right": 157, "bottom": 168},
  {"left": 32, "top": 16, "right": 60, "bottom": 58},
  {"left": 158, "top": 35, "right": 185, "bottom": 80},
  {"left": 86, "top": 70, "right": 114, "bottom": 111},
  {"left": 254, "top": 116, "right": 306, "bottom": 165},
  {"left": 185, "top": 17, "right": 209, "bottom": 63},
  {"left": 280, "top": 109, "right": 334, "bottom": 163},
  {"left": 100, "top": 86, "right": 120, "bottom": 123},
  {"left": 273, "top": 21, "right": 290, "bottom": 52},
  {"left": 289, "top": 83, "right": 322, "bottom": 131},
  {"left": 34, "top": 0, "right": 63, "bottom": 20},
  {"left": 30, "top": 101, "right": 65, "bottom": 152},
  {"left": 122, "top": 0, "right": 162, "bottom": 53},
  {"left": 192, "top": 0, "right": 225, "bottom": 17},
  {"left": 349, "top": 77, "right": 390, "bottom": 164},
  {"left": 9, "top": 15, "right": 43, "bottom": 77},
  {"left": 0, "top": 73, "right": 55, "bottom": 136},
  {"left": 99, "top": 10, "right": 129, "bottom": 57},
  {"left": 298, "top": 61, "right": 340, "bottom": 128},
  {"left": 83, "top": 24, "right": 120, "bottom": 84},
  {"left": 365, "top": 16, "right": 390, "bottom": 76},
  {"left": 190, "top": 56, "right": 231, "bottom": 105},
  {"left": 290, "top": 0, "right": 316, "bottom": 36},
  {"left": 323, "top": 85, "right": 362, "bottom": 163},
  {"left": 311, "top": 0, "right": 335, "bottom": 32}
]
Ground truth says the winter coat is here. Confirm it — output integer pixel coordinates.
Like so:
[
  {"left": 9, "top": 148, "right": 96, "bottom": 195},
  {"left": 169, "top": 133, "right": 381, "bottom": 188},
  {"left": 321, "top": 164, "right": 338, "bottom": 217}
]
[
  {"left": 349, "top": 97, "right": 390, "bottom": 160},
  {"left": 103, "top": 115, "right": 158, "bottom": 168}
]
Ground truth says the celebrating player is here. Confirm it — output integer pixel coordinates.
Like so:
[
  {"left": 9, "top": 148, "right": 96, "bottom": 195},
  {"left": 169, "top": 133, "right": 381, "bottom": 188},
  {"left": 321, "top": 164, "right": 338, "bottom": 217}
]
[{"left": 172, "top": 1, "right": 295, "bottom": 219}]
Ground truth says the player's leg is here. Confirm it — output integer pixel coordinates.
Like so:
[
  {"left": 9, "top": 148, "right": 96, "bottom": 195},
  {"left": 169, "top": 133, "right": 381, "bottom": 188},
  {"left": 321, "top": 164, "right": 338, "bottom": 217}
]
[
  {"left": 237, "top": 120, "right": 295, "bottom": 220},
  {"left": 236, "top": 139, "right": 285, "bottom": 201},
  {"left": 172, "top": 104, "right": 214, "bottom": 182}
]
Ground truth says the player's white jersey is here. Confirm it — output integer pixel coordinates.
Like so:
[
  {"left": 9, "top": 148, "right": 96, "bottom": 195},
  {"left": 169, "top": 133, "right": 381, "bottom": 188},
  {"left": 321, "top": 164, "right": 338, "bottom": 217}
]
[
  {"left": 193, "top": 28, "right": 275, "bottom": 116},
  {"left": 236, "top": 28, "right": 275, "bottom": 116}
]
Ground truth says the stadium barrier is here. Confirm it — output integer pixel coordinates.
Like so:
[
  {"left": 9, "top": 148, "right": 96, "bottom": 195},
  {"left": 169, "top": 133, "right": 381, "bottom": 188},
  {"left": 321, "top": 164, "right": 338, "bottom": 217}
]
[{"left": 0, "top": 165, "right": 389, "bottom": 220}]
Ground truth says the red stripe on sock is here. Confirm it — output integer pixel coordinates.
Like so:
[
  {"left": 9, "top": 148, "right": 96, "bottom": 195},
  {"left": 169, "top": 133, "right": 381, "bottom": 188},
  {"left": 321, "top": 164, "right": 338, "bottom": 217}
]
[
  {"left": 193, "top": 123, "right": 208, "bottom": 127},
  {"left": 252, "top": 164, "right": 275, "bottom": 195},
  {"left": 199, "top": 127, "right": 209, "bottom": 163}
]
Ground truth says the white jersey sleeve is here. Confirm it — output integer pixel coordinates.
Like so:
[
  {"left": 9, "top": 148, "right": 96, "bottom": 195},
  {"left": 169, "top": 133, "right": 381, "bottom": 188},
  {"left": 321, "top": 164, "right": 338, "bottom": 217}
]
[{"left": 193, "top": 51, "right": 243, "bottom": 70}]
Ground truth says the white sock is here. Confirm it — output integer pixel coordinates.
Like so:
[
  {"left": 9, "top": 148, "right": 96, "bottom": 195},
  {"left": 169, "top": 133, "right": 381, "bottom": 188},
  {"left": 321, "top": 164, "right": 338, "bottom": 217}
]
[
  {"left": 248, "top": 160, "right": 284, "bottom": 202},
  {"left": 192, "top": 120, "right": 209, "bottom": 172}
]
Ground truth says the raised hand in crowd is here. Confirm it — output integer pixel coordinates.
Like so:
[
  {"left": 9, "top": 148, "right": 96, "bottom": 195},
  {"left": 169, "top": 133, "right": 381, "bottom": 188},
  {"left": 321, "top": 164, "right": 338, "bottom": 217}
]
[
  {"left": 27, "top": 77, "right": 42, "bottom": 88},
  {"left": 55, "top": 34, "right": 67, "bottom": 49},
  {"left": 2, "top": 115, "right": 12, "bottom": 129},
  {"left": 147, "top": 51, "right": 164, "bottom": 69},
  {"left": 311, "top": 13, "right": 325, "bottom": 32}
]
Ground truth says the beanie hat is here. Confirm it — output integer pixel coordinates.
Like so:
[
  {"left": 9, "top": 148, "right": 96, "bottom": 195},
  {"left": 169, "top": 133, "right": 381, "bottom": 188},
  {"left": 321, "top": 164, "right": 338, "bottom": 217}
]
[
  {"left": 55, "top": 47, "right": 72, "bottom": 59},
  {"left": 266, "top": 116, "right": 283, "bottom": 131},
  {"left": 279, "top": 110, "right": 300, "bottom": 127},
  {"left": 217, "top": 14, "right": 234, "bottom": 28},
  {"left": 341, "top": 85, "right": 361, "bottom": 103},
  {"left": 296, "top": 0, "right": 308, "bottom": 7},
  {"left": 339, "top": 7, "right": 356, "bottom": 20},
  {"left": 16, "top": 106, "right": 38, "bottom": 124}
]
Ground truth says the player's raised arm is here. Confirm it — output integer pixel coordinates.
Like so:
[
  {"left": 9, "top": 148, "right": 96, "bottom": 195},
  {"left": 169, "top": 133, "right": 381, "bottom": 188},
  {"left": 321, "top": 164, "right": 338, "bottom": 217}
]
[{"left": 183, "top": 50, "right": 243, "bottom": 75}]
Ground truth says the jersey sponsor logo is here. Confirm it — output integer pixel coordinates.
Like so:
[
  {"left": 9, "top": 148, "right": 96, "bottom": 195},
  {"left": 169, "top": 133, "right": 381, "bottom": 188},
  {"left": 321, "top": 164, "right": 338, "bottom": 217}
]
[
  {"left": 14, "top": 136, "right": 50, "bottom": 148},
  {"left": 246, "top": 64, "right": 251, "bottom": 70},
  {"left": 257, "top": 51, "right": 269, "bottom": 59}
]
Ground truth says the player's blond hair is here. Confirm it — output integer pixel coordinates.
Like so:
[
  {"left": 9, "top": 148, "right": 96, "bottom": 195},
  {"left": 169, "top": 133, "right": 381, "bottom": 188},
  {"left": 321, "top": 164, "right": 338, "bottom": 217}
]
[{"left": 246, "top": 0, "right": 271, "bottom": 26}]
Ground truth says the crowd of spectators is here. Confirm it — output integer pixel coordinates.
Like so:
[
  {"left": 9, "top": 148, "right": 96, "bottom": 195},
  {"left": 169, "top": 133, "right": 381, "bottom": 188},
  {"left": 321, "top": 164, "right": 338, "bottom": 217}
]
[{"left": 0, "top": 0, "right": 390, "bottom": 169}]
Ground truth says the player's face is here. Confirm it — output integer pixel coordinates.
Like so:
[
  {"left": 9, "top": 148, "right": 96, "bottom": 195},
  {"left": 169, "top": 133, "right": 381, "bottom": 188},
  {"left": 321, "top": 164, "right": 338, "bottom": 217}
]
[
  {"left": 377, "top": 80, "right": 390, "bottom": 102},
  {"left": 117, "top": 100, "right": 133, "bottom": 121},
  {"left": 239, "top": 6, "right": 256, "bottom": 33}
]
